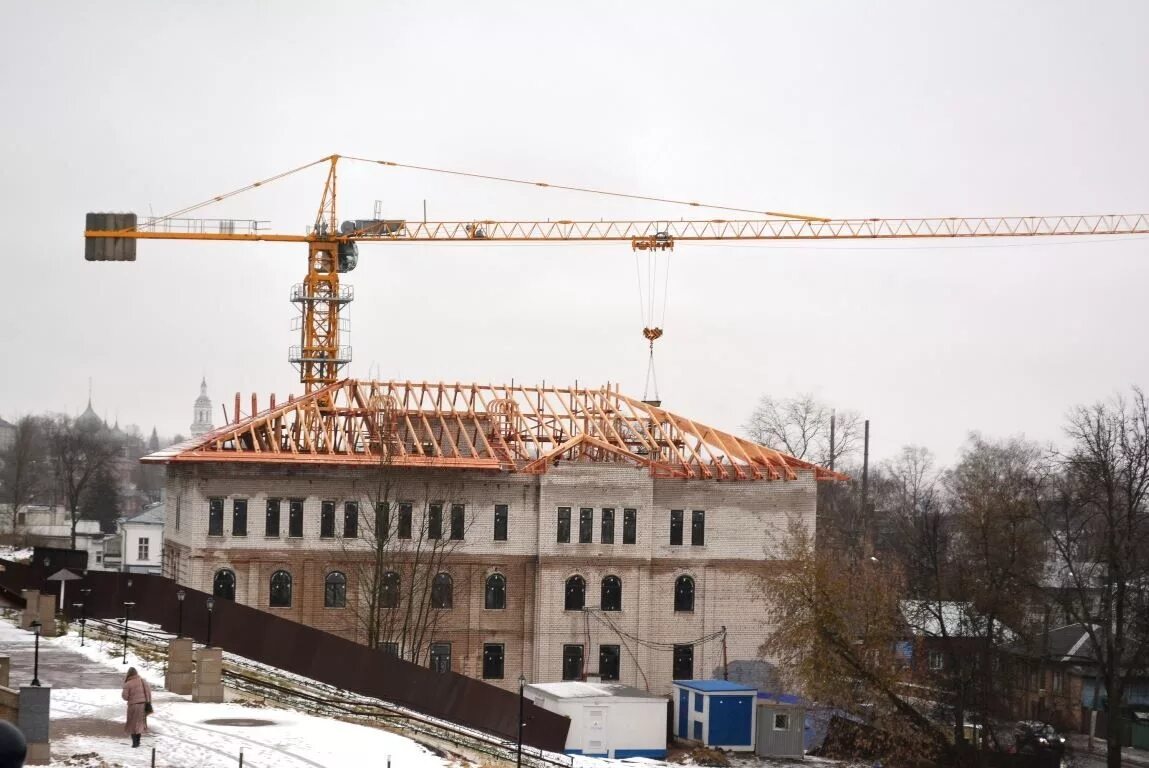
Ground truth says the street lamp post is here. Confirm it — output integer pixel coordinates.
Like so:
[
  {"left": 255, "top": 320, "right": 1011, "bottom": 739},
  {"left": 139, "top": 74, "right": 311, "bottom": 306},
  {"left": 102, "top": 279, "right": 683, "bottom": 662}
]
[
  {"left": 30, "top": 620, "right": 42, "bottom": 687},
  {"left": 72, "top": 602, "right": 86, "bottom": 647},
  {"left": 122, "top": 601, "right": 136, "bottom": 664},
  {"left": 176, "top": 589, "right": 186, "bottom": 638},
  {"left": 205, "top": 596, "right": 215, "bottom": 647},
  {"left": 79, "top": 588, "right": 91, "bottom": 648},
  {"left": 517, "top": 673, "right": 526, "bottom": 768}
]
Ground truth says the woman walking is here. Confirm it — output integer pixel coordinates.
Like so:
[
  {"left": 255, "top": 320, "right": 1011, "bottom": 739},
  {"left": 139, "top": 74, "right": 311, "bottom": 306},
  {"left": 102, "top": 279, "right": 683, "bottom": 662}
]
[{"left": 121, "top": 667, "right": 152, "bottom": 748}]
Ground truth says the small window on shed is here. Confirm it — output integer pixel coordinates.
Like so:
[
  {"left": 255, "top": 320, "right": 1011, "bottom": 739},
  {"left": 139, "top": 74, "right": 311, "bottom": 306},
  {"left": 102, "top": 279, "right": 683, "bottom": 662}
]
[{"left": 774, "top": 713, "right": 791, "bottom": 731}]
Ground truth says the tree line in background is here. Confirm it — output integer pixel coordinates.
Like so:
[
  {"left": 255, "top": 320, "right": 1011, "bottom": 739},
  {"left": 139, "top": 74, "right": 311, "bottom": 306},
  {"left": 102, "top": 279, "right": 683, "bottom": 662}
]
[
  {"left": 0, "top": 413, "right": 175, "bottom": 546},
  {"left": 746, "top": 389, "right": 1149, "bottom": 768}
]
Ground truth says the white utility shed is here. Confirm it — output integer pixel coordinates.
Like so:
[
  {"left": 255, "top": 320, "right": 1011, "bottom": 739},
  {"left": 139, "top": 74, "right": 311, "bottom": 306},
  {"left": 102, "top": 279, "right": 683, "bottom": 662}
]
[{"left": 525, "top": 682, "right": 668, "bottom": 759}]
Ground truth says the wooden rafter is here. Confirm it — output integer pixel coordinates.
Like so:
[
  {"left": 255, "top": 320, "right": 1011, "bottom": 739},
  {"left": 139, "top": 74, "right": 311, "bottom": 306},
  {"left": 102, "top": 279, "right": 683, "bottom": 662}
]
[{"left": 142, "top": 379, "right": 847, "bottom": 482}]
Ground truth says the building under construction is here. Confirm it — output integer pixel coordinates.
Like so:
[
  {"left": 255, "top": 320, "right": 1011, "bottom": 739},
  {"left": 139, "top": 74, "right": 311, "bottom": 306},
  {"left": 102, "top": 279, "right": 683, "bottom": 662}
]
[{"left": 147, "top": 378, "right": 835, "bottom": 693}]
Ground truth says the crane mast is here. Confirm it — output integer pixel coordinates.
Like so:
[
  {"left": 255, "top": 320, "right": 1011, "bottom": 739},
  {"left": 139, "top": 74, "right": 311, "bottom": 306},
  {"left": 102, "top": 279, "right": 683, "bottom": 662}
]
[{"left": 83, "top": 154, "right": 1149, "bottom": 393}]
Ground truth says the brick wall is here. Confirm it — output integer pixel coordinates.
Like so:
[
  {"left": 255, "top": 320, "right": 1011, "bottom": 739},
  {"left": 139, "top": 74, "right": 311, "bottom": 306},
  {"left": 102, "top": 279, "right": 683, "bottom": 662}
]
[{"left": 162, "top": 460, "right": 815, "bottom": 694}]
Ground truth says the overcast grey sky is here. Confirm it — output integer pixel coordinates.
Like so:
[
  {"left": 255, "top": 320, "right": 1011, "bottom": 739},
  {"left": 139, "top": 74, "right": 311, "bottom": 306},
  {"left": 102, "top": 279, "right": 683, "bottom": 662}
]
[{"left": 1, "top": 1, "right": 1147, "bottom": 465}]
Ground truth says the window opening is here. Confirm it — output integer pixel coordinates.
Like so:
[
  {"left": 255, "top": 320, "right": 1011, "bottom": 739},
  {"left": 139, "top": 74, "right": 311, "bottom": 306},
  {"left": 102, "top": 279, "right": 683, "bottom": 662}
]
[
  {"left": 623, "top": 508, "right": 637, "bottom": 544},
  {"left": 599, "top": 645, "right": 620, "bottom": 681},
  {"left": 601, "top": 575, "right": 622, "bottom": 611},
  {"left": 325, "top": 571, "right": 347, "bottom": 608},
  {"left": 208, "top": 497, "right": 224, "bottom": 536},
  {"left": 493, "top": 504, "right": 508, "bottom": 541},
  {"left": 320, "top": 500, "right": 336, "bottom": 538},
  {"left": 562, "top": 644, "right": 584, "bottom": 681},
  {"left": 450, "top": 503, "right": 465, "bottom": 540},
  {"left": 288, "top": 499, "right": 304, "bottom": 538},
  {"left": 344, "top": 501, "right": 359, "bottom": 537},
  {"left": 266, "top": 498, "right": 281, "bottom": 537},
  {"left": 565, "top": 575, "right": 586, "bottom": 611},
  {"left": 691, "top": 510, "right": 705, "bottom": 546},
  {"left": 557, "top": 507, "right": 571, "bottom": 543},
  {"left": 601, "top": 508, "right": 615, "bottom": 544},
  {"left": 674, "top": 575, "right": 695, "bottom": 612},
  {"left": 483, "top": 643, "right": 505, "bottom": 679},
  {"left": 669, "top": 509, "right": 683, "bottom": 545},
  {"left": 428, "top": 503, "right": 443, "bottom": 540},
  {"left": 485, "top": 573, "right": 506, "bottom": 610},
  {"left": 269, "top": 570, "right": 293, "bottom": 607},
  {"left": 431, "top": 572, "right": 453, "bottom": 609}
]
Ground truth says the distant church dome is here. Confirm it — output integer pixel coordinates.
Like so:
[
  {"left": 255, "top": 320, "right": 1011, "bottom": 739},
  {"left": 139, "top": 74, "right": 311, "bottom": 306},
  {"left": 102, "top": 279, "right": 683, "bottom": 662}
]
[
  {"left": 190, "top": 378, "right": 215, "bottom": 437},
  {"left": 78, "top": 396, "right": 103, "bottom": 430}
]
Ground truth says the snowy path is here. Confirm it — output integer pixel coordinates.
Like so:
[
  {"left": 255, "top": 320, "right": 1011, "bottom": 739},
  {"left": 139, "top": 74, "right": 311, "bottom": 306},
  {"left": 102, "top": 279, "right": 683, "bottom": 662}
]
[{"left": 0, "top": 617, "right": 452, "bottom": 767}]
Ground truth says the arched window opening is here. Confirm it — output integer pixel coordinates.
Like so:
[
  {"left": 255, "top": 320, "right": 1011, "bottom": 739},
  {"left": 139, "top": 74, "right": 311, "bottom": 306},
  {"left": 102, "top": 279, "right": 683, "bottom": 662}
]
[
  {"left": 324, "top": 571, "right": 347, "bottom": 608},
  {"left": 381, "top": 571, "right": 400, "bottom": 609},
  {"left": 565, "top": 575, "right": 586, "bottom": 611},
  {"left": 601, "top": 575, "right": 622, "bottom": 612},
  {"left": 431, "top": 572, "right": 453, "bottom": 609},
  {"left": 674, "top": 575, "right": 695, "bottom": 613},
  {"left": 485, "top": 573, "right": 506, "bottom": 610},
  {"left": 270, "top": 570, "right": 293, "bottom": 608},
  {"left": 213, "top": 569, "right": 236, "bottom": 601}
]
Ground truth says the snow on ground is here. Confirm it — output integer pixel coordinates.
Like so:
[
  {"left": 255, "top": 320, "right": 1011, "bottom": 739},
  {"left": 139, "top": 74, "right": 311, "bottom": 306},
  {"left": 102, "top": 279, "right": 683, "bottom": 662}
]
[
  {"left": 51, "top": 687, "right": 447, "bottom": 768},
  {"left": 0, "top": 547, "right": 33, "bottom": 563},
  {"left": 3, "top": 615, "right": 842, "bottom": 768}
]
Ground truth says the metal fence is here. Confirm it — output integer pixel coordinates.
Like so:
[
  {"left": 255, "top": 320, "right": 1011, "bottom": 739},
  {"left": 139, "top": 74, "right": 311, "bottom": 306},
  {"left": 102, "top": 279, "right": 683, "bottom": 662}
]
[{"left": 0, "top": 559, "right": 569, "bottom": 752}]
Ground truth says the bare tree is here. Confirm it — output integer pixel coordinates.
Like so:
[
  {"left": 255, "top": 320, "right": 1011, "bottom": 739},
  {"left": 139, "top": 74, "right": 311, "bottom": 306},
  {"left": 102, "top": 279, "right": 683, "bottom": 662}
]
[
  {"left": 347, "top": 442, "right": 475, "bottom": 664},
  {"left": 0, "top": 415, "right": 48, "bottom": 533},
  {"left": 1040, "top": 388, "right": 1149, "bottom": 768},
  {"left": 759, "top": 518, "right": 953, "bottom": 762},
  {"left": 743, "top": 393, "right": 861, "bottom": 468},
  {"left": 46, "top": 415, "right": 122, "bottom": 549}
]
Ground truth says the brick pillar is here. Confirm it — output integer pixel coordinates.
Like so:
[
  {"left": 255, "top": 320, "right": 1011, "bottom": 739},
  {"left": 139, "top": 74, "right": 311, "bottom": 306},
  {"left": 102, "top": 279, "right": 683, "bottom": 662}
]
[
  {"left": 19, "top": 592, "right": 39, "bottom": 630},
  {"left": 0, "top": 656, "right": 9, "bottom": 689},
  {"left": 165, "top": 638, "right": 194, "bottom": 695},
  {"left": 17, "top": 686, "right": 50, "bottom": 765},
  {"left": 36, "top": 596, "right": 56, "bottom": 637},
  {"left": 192, "top": 647, "right": 224, "bottom": 703}
]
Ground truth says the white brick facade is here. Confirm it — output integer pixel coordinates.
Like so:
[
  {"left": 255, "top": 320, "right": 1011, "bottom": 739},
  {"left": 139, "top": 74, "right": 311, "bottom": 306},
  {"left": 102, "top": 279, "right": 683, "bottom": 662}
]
[{"left": 161, "top": 459, "right": 815, "bottom": 694}]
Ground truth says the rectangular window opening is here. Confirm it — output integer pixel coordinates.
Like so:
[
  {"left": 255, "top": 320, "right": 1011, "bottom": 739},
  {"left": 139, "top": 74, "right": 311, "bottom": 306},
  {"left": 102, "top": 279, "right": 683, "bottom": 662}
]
[
  {"left": 483, "top": 643, "right": 505, "bottom": 679},
  {"left": 599, "top": 644, "right": 620, "bottom": 681},
  {"left": 320, "top": 500, "right": 336, "bottom": 538},
  {"left": 579, "top": 507, "right": 593, "bottom": 543},
  {"left": 669, "top": 509, "right": 683, "bottom": 546},
  {"left": 137, "top": 537, "right": 150, "bottom": 561},
  {"left": 428, "top": 503, "right": 443, "bottom": 540},
  {"left": 562, "top": 644, "right": 584, "bottom": 681},
  {"left": 774, "top": 713, "right": 790, "bottom": 731},
  {"left": 623, "top": 508, "right": 636, "bottom": 544},
  {"left": 601, "top": 508, "right": 615, "bottom": 544},
  {"left": 375, "top": 502, "right": 391, "bottom": 540},
  {"left": 288, "top": 499, "right": 304, "bottom": 538},
  {"left": 208, "top": 498, "right": 224, "bottom": 537},
  {"left": 380, "top": 642, "right": 399, "bottom": 657},
  {"left": 557, "top": 507, "right": 571, "bottom": 544},
  {"left": 493, "top": 504, "right": 508, "bottom": 541},
  {"left": 398, "top": 502, "right": 413, "bottom": 539},
  {"left": 673, "top": 644, "right": 693, "bottom": 680},
  {"left": 266, "top": 498, "right": 281, "bottom": 537},
  {"left": 450, "top": 504, "right": 465, "bottom": 540},
  {"left": 344, "top": 501, "right": 359, "bottom": 538},
  {"left": 429, "top": 642, "right": 451, "bottom": 673},
  {"left": 232, "top": 499, "right": 248, "bottom": 537},
  {"left": 691, "top": 510, "right": 705, "bottom": 546}
]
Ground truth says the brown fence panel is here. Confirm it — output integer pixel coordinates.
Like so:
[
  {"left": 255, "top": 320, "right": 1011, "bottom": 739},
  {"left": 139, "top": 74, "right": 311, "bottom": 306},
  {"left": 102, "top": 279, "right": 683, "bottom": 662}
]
[{"left": 0, "top": 561, "right": 569, "bottom": 750}]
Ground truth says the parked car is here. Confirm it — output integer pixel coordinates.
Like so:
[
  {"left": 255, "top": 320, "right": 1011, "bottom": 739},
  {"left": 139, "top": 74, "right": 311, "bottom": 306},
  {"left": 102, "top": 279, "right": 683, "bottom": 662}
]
[{"left": 1013, "top": 721, "right": 1066, "bottom": 756}]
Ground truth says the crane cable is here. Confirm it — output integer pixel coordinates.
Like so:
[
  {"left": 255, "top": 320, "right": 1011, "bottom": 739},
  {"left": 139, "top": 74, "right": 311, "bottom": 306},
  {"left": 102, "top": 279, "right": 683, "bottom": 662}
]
[
  {"left": 636, "top": 248, "right": 670, "bottom": 401},
  {"left": 343, "top": 155, "right": 828, "bottom": 221},
  {"left": 123, "top": 156, "right": 334, "bottom": 232}
]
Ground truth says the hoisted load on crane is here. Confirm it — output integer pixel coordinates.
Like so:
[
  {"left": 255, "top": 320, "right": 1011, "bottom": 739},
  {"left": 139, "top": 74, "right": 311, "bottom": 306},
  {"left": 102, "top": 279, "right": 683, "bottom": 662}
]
[{"left": 634, "top": 240, "right": 671, "bottom": 403}]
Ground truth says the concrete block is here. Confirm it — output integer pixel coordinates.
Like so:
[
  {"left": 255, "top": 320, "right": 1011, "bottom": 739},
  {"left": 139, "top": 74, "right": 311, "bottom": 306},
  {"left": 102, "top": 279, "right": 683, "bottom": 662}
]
[
  {"left": 166, "top": 638, "right": 195, "bottom": 695},
  {"left": 192, "top": 682, "right": 225, "bottom": 703},
  {"left": 36, "top": 596, "right": 56, "bottom": 637},
  {"left": 18, "top": 685, "right": 50, "bottom": 764},
  {"left": 192, "top": 647, "right": 224, "bottom": 703},
  {"left": 19, "top": 592, "right": 38, "bottom": 630}
]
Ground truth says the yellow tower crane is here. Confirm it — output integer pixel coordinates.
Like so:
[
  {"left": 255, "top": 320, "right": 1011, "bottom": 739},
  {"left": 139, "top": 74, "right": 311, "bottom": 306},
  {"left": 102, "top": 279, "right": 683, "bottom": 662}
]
[{"left": 84, "top": 154, "right": 1149, "bottom": 393}]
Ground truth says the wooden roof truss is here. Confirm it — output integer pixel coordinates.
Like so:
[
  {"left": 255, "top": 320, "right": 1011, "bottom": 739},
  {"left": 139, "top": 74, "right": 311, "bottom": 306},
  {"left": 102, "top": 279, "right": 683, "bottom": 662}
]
[{"left": 144, "top": 380, "right": 840, "bottom": 482}]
